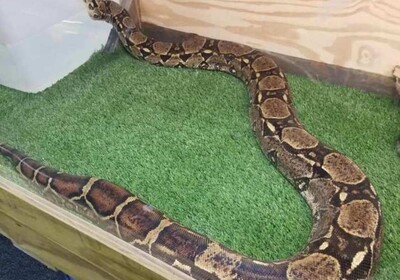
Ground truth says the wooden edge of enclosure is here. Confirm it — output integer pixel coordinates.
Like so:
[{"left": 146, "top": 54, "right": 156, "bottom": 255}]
[
  {"left": 0, "top": 175, "right": 193, "bottom": 280},
  {"left": 141, "top": 22, "right": 398, "bottom": 99},
  {"left": 108, "top": 1, "right": 398, "bottom": 97}
]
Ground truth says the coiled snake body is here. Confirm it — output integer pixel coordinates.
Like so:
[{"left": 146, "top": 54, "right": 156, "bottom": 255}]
[{"left": 0, "top": 1, "right": 383, "bottom": 279}]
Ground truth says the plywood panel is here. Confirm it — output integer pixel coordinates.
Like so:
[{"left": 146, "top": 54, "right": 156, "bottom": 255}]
[
  {"left": 140, "top": 0, "right": 400, "bottom": 77},
  {"left": 0, "top": 176, "right": 192, "bottom": 280}
]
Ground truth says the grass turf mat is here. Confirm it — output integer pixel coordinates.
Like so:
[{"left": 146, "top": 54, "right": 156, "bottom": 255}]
[{"left": 0, "top": 48, "right": 399, "bottom": 279}]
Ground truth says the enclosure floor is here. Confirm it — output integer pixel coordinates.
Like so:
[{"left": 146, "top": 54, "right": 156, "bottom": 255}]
[{"left": 0, "top": 47, "right": 399, "bottom": 279}]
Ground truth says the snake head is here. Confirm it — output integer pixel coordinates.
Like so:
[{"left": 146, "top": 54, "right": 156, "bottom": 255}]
[{"left": 83, "top": 0, "right": 110, "bottom": 21}]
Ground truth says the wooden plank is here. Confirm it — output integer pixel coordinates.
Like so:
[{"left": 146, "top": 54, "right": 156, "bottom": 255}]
[
  {"left": 142, "top": 22, "right": 398, "bottom": 98},
  {"left": 129, "top": 0, "right": 142, "bottom": 30},
  {"left": 0, "top": 212, "right": 118, "bottom": 280},
  {"left": 0, "top": 175, "right": 192, "bottom": 280},
  {"left": 140, "top": 0, "right": 400, "bottom": 78}
]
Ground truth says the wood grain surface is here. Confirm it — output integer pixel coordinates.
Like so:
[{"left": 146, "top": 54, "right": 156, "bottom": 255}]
[
  {"left": 140, "top": 0, "right": 400, "bottom": 77},
  {"left": 0, "top": 175, "right": 192, "bottom": 280}
]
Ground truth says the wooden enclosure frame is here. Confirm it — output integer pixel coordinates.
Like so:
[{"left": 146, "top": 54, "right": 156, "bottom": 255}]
[
  {"left": 0, "top": 175, "right": 191, "bottom": 280},
  {"left": 142, "top": 22, "right": 398, "bottom": 99},
  {"left": 1, "top": 1, "right": 399, "bottom": 280},
  {"left": 139, "top": 0, "right": 400, "bottom": 99}
]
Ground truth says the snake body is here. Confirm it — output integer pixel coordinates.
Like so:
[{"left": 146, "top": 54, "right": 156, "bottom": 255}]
[{"left": 0, "top": 1, "right": 383, "bottom": 279}]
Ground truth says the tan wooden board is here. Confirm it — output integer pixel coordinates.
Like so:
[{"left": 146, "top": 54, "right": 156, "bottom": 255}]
[
  {"left": 140, "top": 0, "right": 400, "bottom": 78},
  {"left": 109, "top": 0, "right": 399, "bottom": 96},
  {"left": 0, "top": 175, "right": 192, "bottom": 280},
  {"left": 140, "top": 22, "right": 397, "bottom": 98}
]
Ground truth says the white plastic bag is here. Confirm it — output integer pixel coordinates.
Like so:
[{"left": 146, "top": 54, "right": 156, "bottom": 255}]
[{"left": 0, "top": 0, "right": 111, "bottom": 93}]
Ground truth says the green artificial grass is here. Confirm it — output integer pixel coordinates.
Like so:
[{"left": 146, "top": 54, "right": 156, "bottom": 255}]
[{"left": 0, "top": 48, "right": 399, "bottom": 279}]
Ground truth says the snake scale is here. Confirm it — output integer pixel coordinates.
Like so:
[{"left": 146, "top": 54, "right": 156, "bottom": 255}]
[{"left": 0, "top": 1, "right": 383, "bottom": 279}]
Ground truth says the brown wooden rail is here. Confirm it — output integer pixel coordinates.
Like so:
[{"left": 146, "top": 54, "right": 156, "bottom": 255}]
[{"left": 0, "top": 175, "right": 192, "bottom": 280}]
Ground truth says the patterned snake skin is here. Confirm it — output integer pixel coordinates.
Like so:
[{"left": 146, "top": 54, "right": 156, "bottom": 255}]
[{"left": 0, "top": 1, "right": 383, "bottom": 279}]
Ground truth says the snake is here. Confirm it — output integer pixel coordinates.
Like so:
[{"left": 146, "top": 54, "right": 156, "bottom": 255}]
[{"left": 0, "top": 1, "right": 383, "bottom": 279}]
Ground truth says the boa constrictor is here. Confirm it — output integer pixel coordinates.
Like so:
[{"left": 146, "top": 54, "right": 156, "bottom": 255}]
[{"left": 0, "top": 1, "right": 383, "bottom": 279}]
